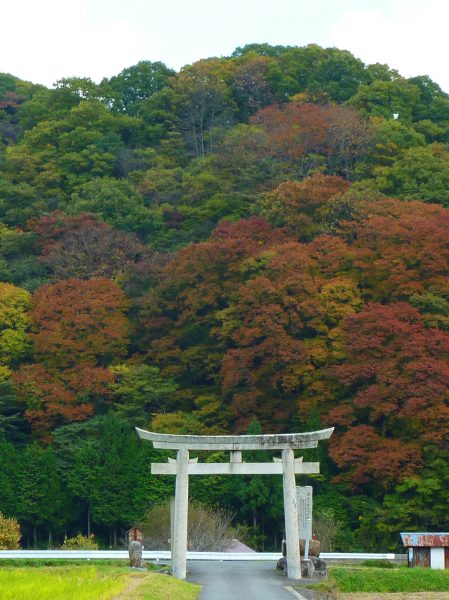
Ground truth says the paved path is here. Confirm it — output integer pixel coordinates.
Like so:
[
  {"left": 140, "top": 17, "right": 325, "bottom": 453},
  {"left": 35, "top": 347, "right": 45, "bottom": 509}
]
[{"left": 187, "top": 560, "right": 303, "bottom": 600}]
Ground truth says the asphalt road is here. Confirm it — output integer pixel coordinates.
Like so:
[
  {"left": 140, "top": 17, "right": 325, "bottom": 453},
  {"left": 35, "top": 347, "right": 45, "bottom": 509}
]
[{"left": 187, "top": 560, "right": 303, "bottom": 600}]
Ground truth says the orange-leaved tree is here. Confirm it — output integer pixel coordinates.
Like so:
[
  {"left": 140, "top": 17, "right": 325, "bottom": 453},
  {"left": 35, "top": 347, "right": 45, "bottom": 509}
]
[
  {"left": 259, "top": 174, "right": 350, "bottom": 239},
  {"left": 252, "top": 102, "right": 372, "bottom": 177},
  {"left": 325, "top": 302, "right": 449, "bottom": 491},
  {"left": 14, "top": 278, "right": 130, "bottom": 434}
]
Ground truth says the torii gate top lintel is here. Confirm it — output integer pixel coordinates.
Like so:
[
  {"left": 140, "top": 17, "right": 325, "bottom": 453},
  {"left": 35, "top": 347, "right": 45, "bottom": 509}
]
[{"left": 135, "top": 426, "right": 334, "bottom": 450}]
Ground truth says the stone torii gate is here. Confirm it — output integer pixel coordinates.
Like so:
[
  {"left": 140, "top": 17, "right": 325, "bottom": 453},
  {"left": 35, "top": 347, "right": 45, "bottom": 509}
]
[{"left": 136, "top": 427, "right": 333, "bottom": 580}]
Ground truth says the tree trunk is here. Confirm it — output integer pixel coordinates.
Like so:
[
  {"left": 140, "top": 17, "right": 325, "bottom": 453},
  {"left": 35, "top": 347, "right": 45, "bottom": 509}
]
[
  {"left": 87, "top": 505, "right": 91, "bottom": 537},
  {"left": 33, "top": 526, "right": 37, "bottom": 548},
  {"left": 48, "top": 529, "right": 52, "bottom": 549}
]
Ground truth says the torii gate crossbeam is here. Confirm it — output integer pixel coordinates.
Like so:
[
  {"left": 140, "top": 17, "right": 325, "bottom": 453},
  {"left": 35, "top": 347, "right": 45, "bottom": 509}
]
[{"left": 136, "top": 427, "right": 333, "bottom": 580}]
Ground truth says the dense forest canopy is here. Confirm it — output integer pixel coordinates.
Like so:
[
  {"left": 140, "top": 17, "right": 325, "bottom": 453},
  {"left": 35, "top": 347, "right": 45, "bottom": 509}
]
[{"left": 1, "top": 43, "right": 449, "bottom": 551}]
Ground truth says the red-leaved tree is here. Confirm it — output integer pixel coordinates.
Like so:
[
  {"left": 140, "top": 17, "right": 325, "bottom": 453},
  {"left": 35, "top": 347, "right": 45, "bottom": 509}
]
[
  {"left": 14, "top": 278, "right": 130, "bottom": 434},
  {"left": 326, "top": 302, "right": 449, "bottom": 490}
]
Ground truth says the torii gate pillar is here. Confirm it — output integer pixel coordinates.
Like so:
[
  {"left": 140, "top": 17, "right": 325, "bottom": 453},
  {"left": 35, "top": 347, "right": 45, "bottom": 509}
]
[
  {"left": 136, "top": 427, "right": 333, "bottom": 580},
  {"left": 172, "top": 448, "right": 189, "bottom": 579},
  {"left": 282, "top": 447, "right": 301, "bottom": 579}
]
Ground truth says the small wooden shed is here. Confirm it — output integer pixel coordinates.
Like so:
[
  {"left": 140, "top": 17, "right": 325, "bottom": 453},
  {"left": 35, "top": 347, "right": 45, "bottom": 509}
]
[
  {"left": 126, "top": 528, "right": 144, "bottom": 544},
  {"left": 401, "top": 533, "right": 449, "bottom": 569}
]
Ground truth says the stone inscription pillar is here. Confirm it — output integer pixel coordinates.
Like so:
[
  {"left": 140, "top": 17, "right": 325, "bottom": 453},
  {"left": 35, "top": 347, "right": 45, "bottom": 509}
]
[
  {"left": 282, "top": 447, "right": 301, "bottom": 579},
  {"left": 172, "top": 448, "right": 189, "bottom": 579},
  {"left": 297, "top": 486, "right": 313, "bottom": 559}
]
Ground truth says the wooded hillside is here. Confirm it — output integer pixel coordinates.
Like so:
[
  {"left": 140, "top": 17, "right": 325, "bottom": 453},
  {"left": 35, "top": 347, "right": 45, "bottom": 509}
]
[{"left": 1, "top": 44, "right": 449, "bottom": 551}]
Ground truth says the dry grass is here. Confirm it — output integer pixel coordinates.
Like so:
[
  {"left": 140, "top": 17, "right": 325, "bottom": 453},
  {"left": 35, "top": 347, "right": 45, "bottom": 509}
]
[
  {"left": 139, "top": 501, "right": 236, "bottom": 551},
  {"left": 117, "top": 572, "right": 200, "bottom": 600}
]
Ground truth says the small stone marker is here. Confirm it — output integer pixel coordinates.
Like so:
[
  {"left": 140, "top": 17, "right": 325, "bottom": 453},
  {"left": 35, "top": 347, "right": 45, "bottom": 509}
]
[
  {"left": 129, "top": 540, "right": 143, "bottom": 568},
  {"left": 128, "top": 528, "right": 144, "bottom": 568}
]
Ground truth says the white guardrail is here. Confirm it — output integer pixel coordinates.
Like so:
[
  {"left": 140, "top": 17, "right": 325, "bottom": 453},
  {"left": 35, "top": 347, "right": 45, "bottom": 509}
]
[{"left": 0, "top": 550, "right": 404, "bottom": 561}]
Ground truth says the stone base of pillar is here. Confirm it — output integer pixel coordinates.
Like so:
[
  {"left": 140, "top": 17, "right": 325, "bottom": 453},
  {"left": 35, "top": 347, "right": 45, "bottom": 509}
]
[
  {"left": 310, "top": 556, "right": 327, "bottom": 577},
  {"left": 300, "top": 558, "right": 315, "bottom": 578},
  {"left": 277, "top": 556, "right": 325, "bottom": 579}
]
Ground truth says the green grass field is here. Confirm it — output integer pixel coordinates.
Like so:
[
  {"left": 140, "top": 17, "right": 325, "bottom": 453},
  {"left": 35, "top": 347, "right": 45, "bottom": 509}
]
[
  {"left": 0, "top": 566, "right": 128, "bottom": 600},
  {"left": 0, "top": 564, "right": 200, "bottom": 600},
  {"left": 313, "top": 565, "right": 449, "bottom": 594}
]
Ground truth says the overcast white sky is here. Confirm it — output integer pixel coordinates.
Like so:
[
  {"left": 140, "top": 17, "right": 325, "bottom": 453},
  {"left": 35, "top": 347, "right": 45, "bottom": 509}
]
[{"left": 2, "top": 0, "right": 449, "bottom": 91}]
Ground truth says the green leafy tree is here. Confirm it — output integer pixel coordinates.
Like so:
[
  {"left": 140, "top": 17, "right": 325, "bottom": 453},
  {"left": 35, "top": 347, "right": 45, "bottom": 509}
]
[
  {"left": 54, "top": 415, "right": 169, "bottom": 543},
  {"left": 0, "top": 282, "right": 31, "bottom": 381},
  {"left": 0, "top": 380, "right": 27, "bottom": 440},
  {"left": 0, "top": 435, "right": 18, "bottom": 517},
  {"left": 0, "top": 224, "right": 47, "bottom": 291},
  {"left": 0, "top": 176, "right": 40, "bottom": 226},
  {"left": 350, "top": 79, "right": 421, "bottom": 121},
  {"left": 16, "top": 444, "right": 70, "bottom": 546},
  {"left": 266, "top": 45, "right": 369, "bottom": 102},
  {"left": 361, "top": 117, "right": 426, "bottom": 173},
  {"left": 111, "top": 363, "right": 178, "bottom": 426},
  {"left": 372, "top": 145, "right": 449, "bottom": 204},
  {"left": 67, "top": 177, "right": 158, "bottom": 239},
  {"left": 213, "top": 419, "right": 284, "bottom": 550},
  {"left": 374, "top": 447, "right": 449, "bottom": 549},
  {"left": 101, "top": 61, "right": 174, "bottom": 114},
  {"left": 171, "top": 59, "right": 235, "bottom": 157},
  {"left": 6, "top": 100, "right": 144, "bottom": 200}
]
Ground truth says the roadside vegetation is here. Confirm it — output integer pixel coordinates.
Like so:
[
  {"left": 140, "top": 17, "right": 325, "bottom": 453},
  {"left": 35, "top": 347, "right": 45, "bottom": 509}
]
[
  {"left": 311, "top": 565, "right": 449, "bottom": 594},
  {"left": 0, "top": 564, "right": 200, "bottom": 600}
]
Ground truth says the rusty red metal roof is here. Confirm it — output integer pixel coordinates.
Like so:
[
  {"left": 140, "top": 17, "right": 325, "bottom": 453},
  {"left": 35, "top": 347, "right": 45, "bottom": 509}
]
[{"left": 401, "top": 533, "right": 449, "bottom": 547}]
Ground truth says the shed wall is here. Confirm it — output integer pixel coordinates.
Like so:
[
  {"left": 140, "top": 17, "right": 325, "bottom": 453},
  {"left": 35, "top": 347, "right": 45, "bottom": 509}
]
[
  {"left": 430, "top": 547, "right": 445, "bottom": 569},
  {"left": 413, "top": 547, "right": 430, "bottom": 568}
]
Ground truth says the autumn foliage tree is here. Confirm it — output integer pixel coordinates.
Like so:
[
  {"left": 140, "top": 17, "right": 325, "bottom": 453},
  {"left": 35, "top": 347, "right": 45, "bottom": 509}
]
[
  {"left": 31, "top": 212, "right": 145, "bottom": 281},
  {"left": 14, "top": 278, "right": 130, "bottom": 433},
  {"left": 326, "top": 303, "right": 449, "bottom": 491},
  {"left": 259, "top": 174, "right": 350, "bottom": 239},
  {"left": 139, "top": 218, "right": 287, "bottom": 427},
  {"left": 29, "top": 278, "right": 129, "bottom": 369},
  {"left": 0, "top": 512, "right": 21, "bottom": 549},
  {"left": 141, "top": 218, "right": 362, "bottom": 431},
  {"left": 346, "top": 199, "right": 449, "bottom": 301},
  {"left": 252, "top": 102, "right": 372, "bottom": 177},
  {"left": 219, "top": 243, "right": 362, "bottom": 430}
]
